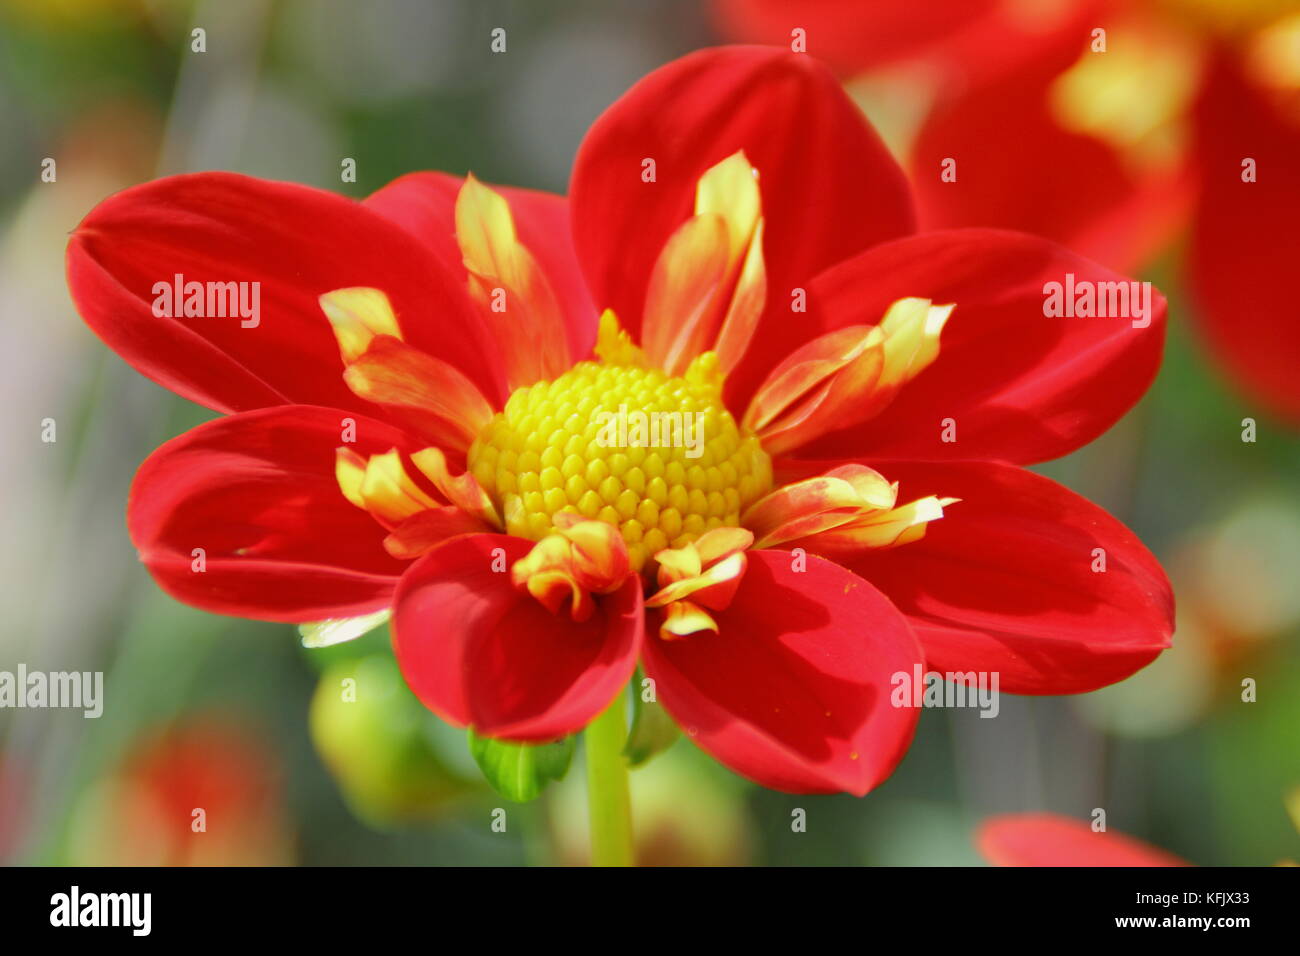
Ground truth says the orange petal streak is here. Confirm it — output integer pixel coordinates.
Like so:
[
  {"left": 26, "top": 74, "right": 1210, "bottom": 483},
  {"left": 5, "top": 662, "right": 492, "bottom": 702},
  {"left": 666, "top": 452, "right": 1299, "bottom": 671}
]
[
  {"left": 790, "top": 494, "right": 960, "bottom": 555},
  {"left": 342, "top": 334, "right": 494, "bottom": 453},
  {"left": 411, "top": 446, "right": 502, "bottom": 529},
  {"left": 743, "top": 464, "right": 897, "bottom": 548},
  {"left": 335, "top": 447, "right": 441, "bottom": 528},
  {"left": 455, "top": 174, "right": 571, "bottom": 388},
  {"left": 383, "top": 507, "right": 491, "bottom": 560},
  {"left": 320, "top": 287, "right": 404, "bottom": 363},
  {"left": 744, "top": 297, "right": 953, "bottom": 457},
  {"left": 511, "top": 518, "right": 633, "bottom": 622},
  {"left": 642, "top": 213, "right": 731, "bottom": 374},
  {"left": 646, "top": 528, "right": 753, "bottom": 639},
  {"left": 642, "top": 151, "right": 767, "bottom": 376}
]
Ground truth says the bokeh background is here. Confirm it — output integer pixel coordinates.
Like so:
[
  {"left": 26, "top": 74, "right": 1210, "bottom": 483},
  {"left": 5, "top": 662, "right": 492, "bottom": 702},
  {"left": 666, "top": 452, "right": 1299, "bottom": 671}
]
[{"left": 0, "top": 0, "right": 1296, "bottom": 866}]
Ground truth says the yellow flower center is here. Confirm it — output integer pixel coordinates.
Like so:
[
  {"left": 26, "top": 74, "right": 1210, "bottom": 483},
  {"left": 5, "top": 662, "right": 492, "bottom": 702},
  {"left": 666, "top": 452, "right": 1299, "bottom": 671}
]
[{"left": 468, "top": 359, "right": 772, "bottom": 571}]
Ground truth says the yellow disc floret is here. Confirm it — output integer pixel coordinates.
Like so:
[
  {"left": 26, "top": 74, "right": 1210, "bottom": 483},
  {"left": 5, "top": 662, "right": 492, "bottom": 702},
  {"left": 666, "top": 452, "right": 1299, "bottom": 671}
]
[{"left": 468, "top": 359, "right": 773, "bottom": 571}]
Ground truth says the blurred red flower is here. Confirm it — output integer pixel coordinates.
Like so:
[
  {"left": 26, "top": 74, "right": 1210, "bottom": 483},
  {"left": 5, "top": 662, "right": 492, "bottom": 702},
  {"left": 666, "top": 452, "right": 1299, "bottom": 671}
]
[
  {"left": 715, "top": 1, "right": 1300, "bottom": 423},
  {"left": 977, "top": 812, "right": 1189, "bottom": 866},
  {"left": 73, "top": 720, "right": 291, "bottom": 866}
]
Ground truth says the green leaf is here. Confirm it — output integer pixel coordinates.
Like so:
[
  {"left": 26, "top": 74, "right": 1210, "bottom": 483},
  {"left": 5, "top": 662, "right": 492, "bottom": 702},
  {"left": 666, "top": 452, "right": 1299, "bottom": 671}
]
[
  {"left": 625, "top": 678, "right": 680, "bottom": 767},
  {"left": 467, "top": 730, "right": 574, "bottom": 802}
]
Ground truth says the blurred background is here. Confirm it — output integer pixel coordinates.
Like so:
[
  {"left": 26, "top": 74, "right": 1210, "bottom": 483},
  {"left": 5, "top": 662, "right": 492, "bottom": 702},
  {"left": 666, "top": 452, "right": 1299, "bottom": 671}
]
[{"left": 0, "top": 0, "right": 1296, "bottom": 866}]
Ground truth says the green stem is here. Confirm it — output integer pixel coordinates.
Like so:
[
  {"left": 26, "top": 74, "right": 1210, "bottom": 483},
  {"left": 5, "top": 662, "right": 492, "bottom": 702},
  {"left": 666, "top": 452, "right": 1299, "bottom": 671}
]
[{"left": 584, "top": 691, "right": 634, "bottom": 866}]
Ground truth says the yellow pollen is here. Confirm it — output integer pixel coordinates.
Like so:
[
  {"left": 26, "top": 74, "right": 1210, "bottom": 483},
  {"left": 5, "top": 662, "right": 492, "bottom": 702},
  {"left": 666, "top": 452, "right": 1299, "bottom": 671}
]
[{"left": 468, "top": 359, "right": 773, "bottom": 571}]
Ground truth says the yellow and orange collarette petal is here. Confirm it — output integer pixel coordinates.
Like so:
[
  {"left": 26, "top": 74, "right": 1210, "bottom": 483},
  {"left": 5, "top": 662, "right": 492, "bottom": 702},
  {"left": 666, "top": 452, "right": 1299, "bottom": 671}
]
[
  {"left": 646, "top": 527, "right": 753, "bottom": 640},
  {"left": 320, "top": 286, "right": 404, "bottom": 363},
  {"left": 511, "top": 515, "right": 632, "bottom": 622},
  {"left": 743, "top": 296, "right": 953, "bottom": 458},
  {"left": 744, "top": 463, "right": 957, "bottom": 554},
  {"left": 455, "top": 174, "right": 571, "bottom": 389},
  {"left": 321, "top": 288, "right": 494, "bottom": 453},
  {"left": 642, "top": 212, "right": 731, "bottom": 375},
  {"left": 742, "top": 324, "right": 885, "bottom": 459},
  {"left": 410, "top": 446, "right": 502, "bottom": 529},
  {"left": 742, "top": 464, "right": 896, "bottom": 548},
  {"left": 335, "top": 447, "right": 441, "bottom": 528},
  {"left": 696, "top": 153, "right": 767, "bottom": 375},
  {"left": 794, "top": 494, "right": 959, "bottom": 554},
  {"left": 659, "top": 600, "right": 721, "bottom": 640},
  {"left": 642, "top": 151, "right": 767, "bottom": 376}
]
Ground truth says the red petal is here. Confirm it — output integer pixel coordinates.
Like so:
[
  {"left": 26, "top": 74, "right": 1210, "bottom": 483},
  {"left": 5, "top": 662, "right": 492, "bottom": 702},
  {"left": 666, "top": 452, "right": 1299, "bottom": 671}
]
[
  {"left": 128, "top": 406, "right": 414, "bottom": 622},
  {"left": 800, "top": 229, "right": 1167, "bottom": 464},
  {"left": 365, "top": 171, "right": 598, "bottom": 362},
  {"left": 1188, "top": 54, "right": 1300, "bottom": 425},
  {"left": 66, "top": 171, "right": 500, "bottom": 414},
  {"left": 832, "top": 460, "right": 1173, "bottom": 694},
  {"left": 642, "top": 550, "right": 922, "bottom": 795},
  {"left": 570, "top": 45, "right": 914, "bottom": 400},
  {"left": 383, "top": 508, "right": 491, "bottom": 560},
  {"left": 910, "top": 56, "right": 1191, "bottom": 273},
  {"left": 712, "top": 0, "right": 1100, "bottom": 86},
  {"left": 977, "top": 813, "right": 1188, "bottom": 867},
  {"left": 392, "top": 534, "right": 642, "bottom": 741}
]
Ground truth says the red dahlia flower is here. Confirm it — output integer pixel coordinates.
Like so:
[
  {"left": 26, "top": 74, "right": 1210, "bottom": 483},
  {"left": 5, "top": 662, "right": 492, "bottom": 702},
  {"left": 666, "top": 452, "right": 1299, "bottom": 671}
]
[
  {"left": 67, "top": 46, "right": 1173, "bottom": 797},
  {"left": 977, "top": 813, "right": 1189, "bottom": 867}
]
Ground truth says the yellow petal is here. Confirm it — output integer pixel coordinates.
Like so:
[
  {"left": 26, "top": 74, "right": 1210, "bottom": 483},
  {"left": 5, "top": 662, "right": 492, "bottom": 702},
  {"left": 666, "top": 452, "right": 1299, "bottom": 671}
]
[
  {"left": 875, "top": 296, "right": 953, "bottom": 395},
  {"left": 695, "top": 150, "right": 761, "bottom": 262},
  {"left": 713, "top": 217, "right": 767, "bottom": 377},
  {"left": 510, "top": 520, "right": 633, "bottom": 621},
  {"left": 658, "top": 600, "right": 719, "bottom": 641},
  {"left": 642, "top": 151, "right": 769, "bottom": 376},
  {"left": 646, "top": 550, "right": 747, "bottom": 610},
  {"left": 742, "top": 325, "right": 884, "bottom": 458},
  {"left": 511, "top": 534, "right": 597, "bottom": 623},
  {"left": 743, "top": 465, "right": 897, "bottom": 548},
  {"left": 551, "top": 513, "right": 632, "bottom": 593},
  {"left": 334, "top": 447, "right": 368, "bottom": 511},
  {"left": 320, "top": 287, "right": 403, "bottom": 363},
  {"left": 335, "top": 447, "right": 441, "bottom": 526},
  {"left": 642, "top": 212, "right": 731, "bottom": 375},
  {"left": 358, "top": 449, "right": 442, "bottom": 524},
  {"left": 697, "top": 151, "right": 766, "bottom": 376},
  {"left": 411, "top": 446, "right": 502, "bottom": 529},
  {"left": 810, "top": 495, "right": 959, "bottom": 554},
  {"left": 454, "top": 174, "right": 570, "bottom": 386},
  {"left": 342, "top": 335, "right": 494, "bottom": 453},
  {"left": 647, "top": 527, "right": 752, "bottom": 613}
]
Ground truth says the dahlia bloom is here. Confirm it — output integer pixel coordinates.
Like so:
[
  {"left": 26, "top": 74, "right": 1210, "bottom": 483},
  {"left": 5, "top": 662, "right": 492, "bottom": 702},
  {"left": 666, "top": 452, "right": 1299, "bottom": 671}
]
[
  {"left": 977, "top": 813, "right": 1189, "bottom": 867},
  {"left": 716, "top": 0, "right": 1300, "bottom": 423},
  {"left": 67, "top": 46, "right": 1173, "bottom": 798}
]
